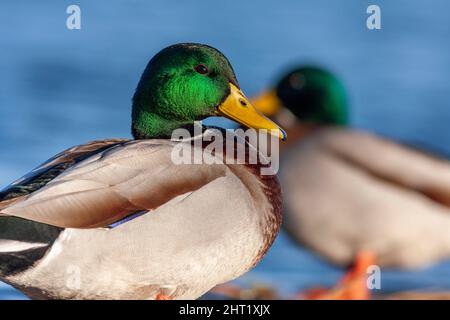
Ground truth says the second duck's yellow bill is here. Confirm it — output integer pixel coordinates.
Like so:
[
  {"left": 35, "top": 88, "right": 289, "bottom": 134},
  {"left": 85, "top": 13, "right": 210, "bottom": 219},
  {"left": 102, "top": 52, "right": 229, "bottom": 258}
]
[
  {"left": 251, "top": 89, "right": 282, "bottom": 117},
  {"left": 217, "top": 83, "right": 286, "bottom": 140}
]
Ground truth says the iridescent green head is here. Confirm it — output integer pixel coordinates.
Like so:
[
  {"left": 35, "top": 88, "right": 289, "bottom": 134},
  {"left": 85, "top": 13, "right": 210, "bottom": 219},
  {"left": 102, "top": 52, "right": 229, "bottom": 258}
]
[
  {"left": 253, "top": 66, "right": 349, "bottom": 126},
  {"left": 132, "top": 43, "right": 285, "bottom": 139}
]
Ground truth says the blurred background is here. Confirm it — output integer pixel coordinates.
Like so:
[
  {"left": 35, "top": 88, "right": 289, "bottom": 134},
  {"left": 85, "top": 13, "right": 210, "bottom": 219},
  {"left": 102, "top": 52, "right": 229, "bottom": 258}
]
[{"left": 1, "top": 0, "right": 449, "bottom": 299}]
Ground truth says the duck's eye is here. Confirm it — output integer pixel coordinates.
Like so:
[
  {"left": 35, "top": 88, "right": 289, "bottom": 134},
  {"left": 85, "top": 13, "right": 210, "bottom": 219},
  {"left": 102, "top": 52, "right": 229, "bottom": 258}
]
[
  {"left": 289, "top": 74, "right": 305, "bottom": 90},
  {"left": 194, "top": 64, "right": 209, "bottom": 75}
]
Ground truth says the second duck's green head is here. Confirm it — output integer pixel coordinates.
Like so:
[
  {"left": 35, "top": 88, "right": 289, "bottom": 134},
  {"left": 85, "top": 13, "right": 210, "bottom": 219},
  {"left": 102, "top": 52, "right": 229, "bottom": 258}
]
[
  {"left": 253, "top": 66, "right": 348, "bottom": 126},
  {"left": 132, "top": 43, "right": 285, "bottom": 140}
]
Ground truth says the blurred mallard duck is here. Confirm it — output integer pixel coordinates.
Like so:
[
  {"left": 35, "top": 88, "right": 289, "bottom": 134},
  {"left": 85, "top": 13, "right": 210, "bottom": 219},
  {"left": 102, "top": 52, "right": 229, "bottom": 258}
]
[
  {"left": 0, "top": 43, "right": 285, "bottom": 300},
  {"left": 253, "top": 66, "right": 450, "bottom": 271}
]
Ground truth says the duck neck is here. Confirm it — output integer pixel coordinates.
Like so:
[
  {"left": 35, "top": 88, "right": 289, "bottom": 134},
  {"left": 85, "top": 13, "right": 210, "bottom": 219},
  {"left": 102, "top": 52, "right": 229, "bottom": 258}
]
[
  {"left": 278, "top": 122, "right": 321, "bottom": 153},
  {"left": 131, "top": 110, "right": 195, "bottom": 140}
]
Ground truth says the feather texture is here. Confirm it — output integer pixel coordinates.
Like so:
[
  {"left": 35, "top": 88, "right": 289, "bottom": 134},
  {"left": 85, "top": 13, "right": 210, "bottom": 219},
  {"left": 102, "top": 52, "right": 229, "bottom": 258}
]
[
  {"left": 282, "top": 127, "right": 450, "bottom": 268},
  {"left": 1, "top": 140, "right": 229, "bottom": 228}
]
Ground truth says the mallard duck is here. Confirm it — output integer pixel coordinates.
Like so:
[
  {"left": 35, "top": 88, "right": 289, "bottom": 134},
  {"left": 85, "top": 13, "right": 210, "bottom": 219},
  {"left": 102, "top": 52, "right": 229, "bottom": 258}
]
[
  {"left": 0, "top": 43, "right": 286, "bottom": 300},
  {"left": 252, "top": 66, "right": 450, "bottom": 271}
]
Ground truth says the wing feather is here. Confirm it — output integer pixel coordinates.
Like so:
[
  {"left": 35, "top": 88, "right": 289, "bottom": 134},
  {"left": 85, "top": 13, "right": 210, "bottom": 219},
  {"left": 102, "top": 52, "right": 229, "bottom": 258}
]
[
  {"left": 0, "top": 139, "right": 129, "bottom": 207},
  {"left": 2, "top": 140, "right": 228, "bottom": 228},
  {"left": 319, "top": 128, "right": 450, "bottom": 207}
]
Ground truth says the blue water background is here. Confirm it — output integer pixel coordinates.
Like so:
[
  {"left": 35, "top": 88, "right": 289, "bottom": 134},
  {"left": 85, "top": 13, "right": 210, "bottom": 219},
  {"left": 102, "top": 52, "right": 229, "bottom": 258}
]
[{"left": 1, "top": 0, "right": 450, "bottom": 299}]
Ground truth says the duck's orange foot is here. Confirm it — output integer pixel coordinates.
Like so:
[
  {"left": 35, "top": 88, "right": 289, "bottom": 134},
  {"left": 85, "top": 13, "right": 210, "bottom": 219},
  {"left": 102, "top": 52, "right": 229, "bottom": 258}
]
[
  {"left": 303, "top": 251, "right": 376, "bottom": 300},
  {"left": 156, "top": 293, "right": 173, "bottom": 300}
]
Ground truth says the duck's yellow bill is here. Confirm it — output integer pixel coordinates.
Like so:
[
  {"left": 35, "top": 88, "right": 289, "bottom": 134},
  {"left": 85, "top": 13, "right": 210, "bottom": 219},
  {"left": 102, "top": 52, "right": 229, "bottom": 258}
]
[
  {"left": 251, "top": 89, "right": 282, "bottom": 117},
  {"left": 217, "top": 83, "right": 286, "bottom": 140}
]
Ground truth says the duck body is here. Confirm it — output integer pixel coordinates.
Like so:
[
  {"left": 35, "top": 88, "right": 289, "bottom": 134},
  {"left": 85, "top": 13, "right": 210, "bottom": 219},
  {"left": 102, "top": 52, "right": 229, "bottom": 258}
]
[
  {"left": 281, "top": 126, "right": 450, "bottom": 268},
  {"left": 0, "top": 132, "right": 281, "bottom": 299},
  {"left": 253, "top": 66, "right": 450, "bottom": 271}
]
